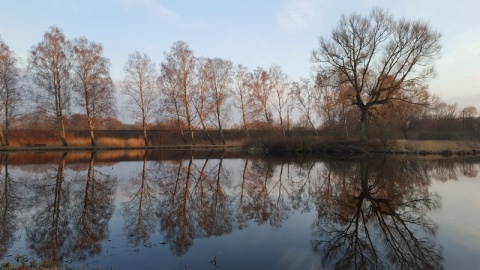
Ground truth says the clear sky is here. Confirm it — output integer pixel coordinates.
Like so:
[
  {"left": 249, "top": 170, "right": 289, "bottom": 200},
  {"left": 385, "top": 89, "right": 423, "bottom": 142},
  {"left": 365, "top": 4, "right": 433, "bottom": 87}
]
[{"left": 1, "top": 0, "right": 479, "bottom": 103}]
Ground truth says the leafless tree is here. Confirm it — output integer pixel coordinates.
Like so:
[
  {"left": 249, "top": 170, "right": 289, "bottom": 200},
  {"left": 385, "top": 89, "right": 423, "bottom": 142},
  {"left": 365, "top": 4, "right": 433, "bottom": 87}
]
[
  {"left": 430, "top": 101, "right": 457, "bottom": 120},
  {"left": 29, "top": 26, "right": 72, "bottom": 146},
  {"left": 249, "top": 67, "right": 273, "bottom": 126},
  {"left": 462, "top": 106, "right": 478, "bottom": 130},
  {"left": 160, "top": 41, "right": 196, "bottom": 144},
  {"left": 72, "top": 37, "right": 115, "bottom": 146},
  {"left": 206, "top": 57, "right": 233, "bottom": 145},
  {"left": 0, "top": 38, "right": 22, "bottom": 146},
  {"left": 158, "top": 64, "right": 186, "bottom": 143},
  {"left": 234, "top": 64, "right": 261, "bottom": 137},
  {"left": 121, "top": 52, "right": 158, "bottom": 146},
  {"left": 268, "top": 64, "right": 290, "bottom": 136},
  {"left": 291, "top": 78, "right": 319, "bottom": 135},
  {"left": 312, "top": 8, "right": 441, "bottom": 141},
  {"left": 193, "top": 57, "right": 215, "bottom": 144}
]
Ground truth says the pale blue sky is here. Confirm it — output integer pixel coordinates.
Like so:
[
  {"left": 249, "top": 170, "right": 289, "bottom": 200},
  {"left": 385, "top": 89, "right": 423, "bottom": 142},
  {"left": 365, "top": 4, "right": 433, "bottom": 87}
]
[{"left": 1, "top": 0, "right": 479, "bottom": 102}]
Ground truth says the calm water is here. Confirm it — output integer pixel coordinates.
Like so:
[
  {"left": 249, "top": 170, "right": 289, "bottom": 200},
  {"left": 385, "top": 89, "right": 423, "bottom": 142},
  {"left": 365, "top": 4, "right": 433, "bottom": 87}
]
[{"left": 0, "top": 151, "right": 479, "bottom": 270}]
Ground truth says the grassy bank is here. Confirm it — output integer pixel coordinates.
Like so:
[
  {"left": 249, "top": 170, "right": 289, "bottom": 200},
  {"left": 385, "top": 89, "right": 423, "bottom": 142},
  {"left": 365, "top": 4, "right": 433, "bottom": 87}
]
[
  {"left": 2, "top": 129, "right": 480, "bottom": 156},
  {"left": 243, "top": 137, "right": 480, "bottom": 156},
  {"left": 0, "top": 129, "right": 246, "bottom": 152}
]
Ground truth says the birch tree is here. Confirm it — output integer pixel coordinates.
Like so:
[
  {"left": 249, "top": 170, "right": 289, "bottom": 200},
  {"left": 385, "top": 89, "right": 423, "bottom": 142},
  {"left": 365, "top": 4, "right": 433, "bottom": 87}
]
[
  {"left": 268, "top": 64, "right": 290, "bottom": 136},
  {"left": 249, "top": 67, "right": 272, "bottom": 126},
  {"left": 160, "top": 41, "right": 196, "bottom": 144},
  {"left": 206, "top": 57, "right": 233, "bottom": 145},
  {"left": 121, "top": 52, "right": 158, "bottom": 146},
  {"left": 72, "top": 37, "right": 115, "bottom": 146},
  {"left": 29, "top": 26, "right": 72, "bottom": 146},
  {"left": 193, "top": 57, "right": 215, "bottom": 144},
  {"left": 291, "top": 78, "right": 319, "bottom": 135},
  {"left": 0, "top": 39, "right": 21, "bottom": 146}
]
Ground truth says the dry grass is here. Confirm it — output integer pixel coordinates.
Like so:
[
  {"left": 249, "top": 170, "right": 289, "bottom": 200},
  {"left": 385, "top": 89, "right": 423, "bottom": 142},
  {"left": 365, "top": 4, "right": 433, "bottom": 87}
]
[
  {"left": 392, "top": 140, "right": 480, "bottom": 153},
  {"left": 96, "top": 137, "right": 145, "bottom": 147},
  {"left": 6, "top": 130, "right": 147, "bottom": 147}
]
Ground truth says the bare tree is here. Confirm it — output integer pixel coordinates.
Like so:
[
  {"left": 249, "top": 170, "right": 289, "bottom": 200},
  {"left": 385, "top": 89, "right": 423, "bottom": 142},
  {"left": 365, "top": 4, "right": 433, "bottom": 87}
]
[
  {"left": 160, "top": 41, "right": 196, "bottom": 144},
  {"left": 312, "top": 8, "right": 441, "bottom": 141},
  {"left": 29, "top": 26, "right": 72, "bottom": 146},
  {"left": 206, "top": 58, "right": 233, "bottom": 145},
  {"left": 233, "top": 64, "right": 261, "bottom": 137},
  {"left": 158, "top": 65, "right": 187, "bottom": 144},
  {"left": 193, "top": 57, "right": 215, "bottom": 145},
  {"left": 121, "top": 52, "right": 158, "bottom": 146},
  {"left": 72, "top": 37, "right": 115, "bottom": 146},
  {"left": 462, "top": 106, "right": 478, "bottom": 130},
  {"left": 291, "top": 78, "right": 319, "bottom": 135},
  {"left": 0, "top": 38, "right": 21, "bottom": 146},
  {"left": 248, "top": 67, "right": 273, "bottom": 126},
  {"left": 268, "top": 64, "right": 290, "bottom": 136},
  {"left": 315, "top": 73, "right": 358, "bottom": 138}
]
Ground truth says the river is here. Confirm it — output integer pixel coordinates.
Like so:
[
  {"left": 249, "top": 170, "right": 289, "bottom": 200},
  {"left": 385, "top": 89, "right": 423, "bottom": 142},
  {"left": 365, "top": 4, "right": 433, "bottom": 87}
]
[{"left": 0, "top": 150, "right": 479, "bottom": 269}]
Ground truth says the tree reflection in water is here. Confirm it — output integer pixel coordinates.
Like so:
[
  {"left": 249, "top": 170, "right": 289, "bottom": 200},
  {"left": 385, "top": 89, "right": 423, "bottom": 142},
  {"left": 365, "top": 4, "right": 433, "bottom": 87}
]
[
  {"left": 121, "top": 151, "right": 159, "bottom": 246},
  {"left": 312, "top": 158, "right": 444, "bottom": 270},
  {"left": 26, "top": 153, "right": 70, "bottom": 264},
  {"left": 157, "top": 150, "right": 234, "bottom": 255},
  {"left": 4, "top": 152, "right": 476, "bottom": 268},
  {"left": 0, "top": 154, "right": 22, "bottom": 258},
  {"left": 69, "top": 152, "right": 117, "bottom": 260},
  {"left": 23, "top": 152, "right": 117, "bottom": 264}
]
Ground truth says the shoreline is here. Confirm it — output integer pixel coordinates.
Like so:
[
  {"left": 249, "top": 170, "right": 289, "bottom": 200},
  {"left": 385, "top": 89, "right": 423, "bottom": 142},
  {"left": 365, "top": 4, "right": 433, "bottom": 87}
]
[
  {"left": 2, "top": 139, "right": 480, "bottom": 156},
  {"left": 0, "top": 144, "right": 241, "bottom": 153},
  {"left": 243, "top": 139, "right": 480, "bottom": 157}
]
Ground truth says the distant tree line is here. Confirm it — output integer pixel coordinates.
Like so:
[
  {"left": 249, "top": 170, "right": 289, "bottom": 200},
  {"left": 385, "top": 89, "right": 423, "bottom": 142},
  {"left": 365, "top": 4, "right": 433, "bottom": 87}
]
[{"left": 0, "top": 8, "right": 478, "bottom": 147}]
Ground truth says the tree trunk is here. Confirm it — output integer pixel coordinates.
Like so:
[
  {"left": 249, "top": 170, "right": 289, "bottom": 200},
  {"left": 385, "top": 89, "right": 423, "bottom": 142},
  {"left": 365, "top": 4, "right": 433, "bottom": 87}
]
[
  {"left": 359, "top": 108, "right": 369, "bottom": 142},
  {"left": 307, "top": 117, "right": 318, "bottom": 136},
  {"left": 0, "top": 127, "right": 5, "bottom": 146},
  {"left": 4, "top": 106, "right": 10, "bottom": 145},
  {"left": 219, "top": 126, "right": 226, "bottom": 145},
  {"left": 85, "top": 99, "right": 97, "bottom": 146},
  {"left": 89, "top": 129, "right": 97, "bottom": 146},
  {"left": 177, "top": 118, "right": 187, "bottom": 144},
  {"left": 87, "top": 117, "right": 97, "bottom": 146},
  {"left": 58, "top": 118, "right": 68, "bottom": 147},
  {"left": 216, "top": 107, "right": 226, "bottom": 145},
  {"left": 188, "top": 125, "right": 195, "bottom": 145},
  {"left": 173, "top": 99, "right": 187, "bottom": 144},
  {"left": 142, "top": 117, "right": 149, "bottom": 146},
  {"left": 240, "top": 96, "right": 250, "bottom": 138},
  {"left": 279, "top": 115, "right": 286, "bottom": 137},
  {"left": 342, "top": 104, "right": 349, "bottom": 139},
  {"left": 199, "top": 115, "right": 215, "bottom": 145},
  {"left": 241, "top": 110, "right": 250, "bottom": 138}
]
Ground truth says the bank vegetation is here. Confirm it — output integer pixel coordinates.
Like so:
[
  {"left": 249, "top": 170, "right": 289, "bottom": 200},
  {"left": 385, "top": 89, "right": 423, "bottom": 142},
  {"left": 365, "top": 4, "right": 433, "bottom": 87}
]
[{"left": 1, "top": 8, "right": 479, "bottom": 156}]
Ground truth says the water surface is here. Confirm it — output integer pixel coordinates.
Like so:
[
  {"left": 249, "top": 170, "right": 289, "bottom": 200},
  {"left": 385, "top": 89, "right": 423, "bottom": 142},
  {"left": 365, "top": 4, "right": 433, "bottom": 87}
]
[{"left": 0, "top": 151, "right": 479, "bottom": 269}]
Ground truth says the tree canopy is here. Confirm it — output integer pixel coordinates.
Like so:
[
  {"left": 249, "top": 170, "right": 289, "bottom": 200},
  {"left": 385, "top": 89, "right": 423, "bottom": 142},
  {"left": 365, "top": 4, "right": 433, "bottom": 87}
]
[{"left": 312, "top": 7, "right": 442, "bottom": 141}]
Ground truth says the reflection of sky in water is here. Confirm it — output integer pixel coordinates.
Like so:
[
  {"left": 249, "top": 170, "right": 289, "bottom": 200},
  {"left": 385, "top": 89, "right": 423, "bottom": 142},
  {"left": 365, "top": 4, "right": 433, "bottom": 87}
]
[
  {"left": 1, "top": 154, "right": 480, "bottom": 269},
  {"left": 430, "top": 177, "right": 480, "bottom": 270}
]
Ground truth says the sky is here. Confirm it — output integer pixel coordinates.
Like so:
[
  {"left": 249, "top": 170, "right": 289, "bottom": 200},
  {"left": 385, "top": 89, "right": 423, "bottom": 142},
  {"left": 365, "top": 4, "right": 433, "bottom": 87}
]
[{"left": 1, "top": 0, "right": 479, "bottom": 109}]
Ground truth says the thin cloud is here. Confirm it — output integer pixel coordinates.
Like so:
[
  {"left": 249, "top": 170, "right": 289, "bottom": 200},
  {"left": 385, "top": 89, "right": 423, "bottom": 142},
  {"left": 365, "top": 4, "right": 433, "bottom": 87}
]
[
  {"left": 120, "top": 0, "right": 179, "bottom": 20},
  {"left": 277, "top": 0, "right": 320, "bottom": 33}
]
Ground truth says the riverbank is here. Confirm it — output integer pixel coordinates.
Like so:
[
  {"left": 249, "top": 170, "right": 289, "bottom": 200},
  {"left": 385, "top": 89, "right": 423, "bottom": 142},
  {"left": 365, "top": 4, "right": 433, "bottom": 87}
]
[
  {"left": 2, "top": 139, "right": 480, "bottom": 156},
  {"left": 243, "top": 139, "right": 480, "bottom": 156},
  {"left": 383, "top": 140, "right": 480, "bottom": 155},
  {"left": 0, "top": 143, "right": 241, "bottom": 153}
]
